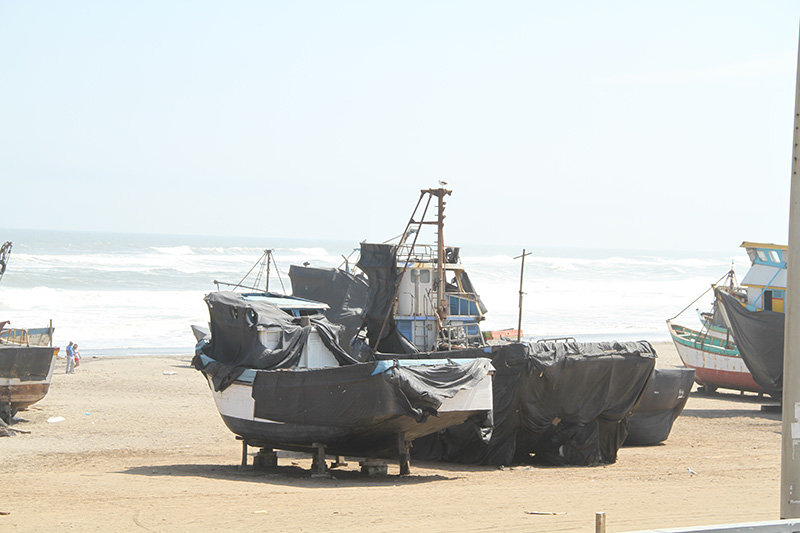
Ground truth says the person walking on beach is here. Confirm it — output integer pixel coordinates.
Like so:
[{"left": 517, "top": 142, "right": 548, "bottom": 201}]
[
  {"left": 72, "top": 344, "right": 81, "bottom": 370},
  {"left": 66, "top": 341, "right": 75, "bottom": 374}
]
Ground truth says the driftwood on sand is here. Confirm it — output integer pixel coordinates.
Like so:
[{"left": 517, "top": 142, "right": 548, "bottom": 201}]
[{"left": 0, "top": 417, "right": 29, "bottom": 437}]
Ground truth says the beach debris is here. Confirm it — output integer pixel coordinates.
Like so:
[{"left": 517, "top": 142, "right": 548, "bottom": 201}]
[
  {"left": 0, "top": 510, "right": 10, "bottom": 516},
  {"left": 253, "top": 510, "right": 268, "bottom": 514},
  {"left": 47, "top": 416, "right": 65, "bottom": 423},
  {"left": 85, "top": 412, "right": 91, "bottom": 416},
  {"left": 162, "top": 371, "right": 177, "bottom": 375},
  {"left": 0, "top": 417, "right": 30, "bottom": 437},
  {"left": 686, "top": 466, "right": 699, "bottom": 476},
  {"left": 525, "top": 511, "right": 566, "bottom": 515}
]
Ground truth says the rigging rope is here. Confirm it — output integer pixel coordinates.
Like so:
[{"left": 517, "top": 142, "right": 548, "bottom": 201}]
[{"left": 667, "top": 268, "right": 734, "bottom": 322}]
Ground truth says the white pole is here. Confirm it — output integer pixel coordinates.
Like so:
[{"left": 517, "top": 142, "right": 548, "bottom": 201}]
[{"left": 781, "top": 22, "right": 800, "bottom": 520}]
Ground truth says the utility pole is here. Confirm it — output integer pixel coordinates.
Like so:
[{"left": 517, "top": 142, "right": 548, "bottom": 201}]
[
  {"left": 781, "top": 24, "right": 800, "bottom": 520},
  {"left": 514, "top": 249, "right": 531, "bottom": 343}
]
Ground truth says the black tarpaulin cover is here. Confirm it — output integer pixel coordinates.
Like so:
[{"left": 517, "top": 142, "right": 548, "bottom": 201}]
[
  {"left": 251, "top": 358, "right": 492, "bottom": 427},
  {"left": 624, "top": 367, "right": 694, "bottom": 446},
  {"left": 356, "top": 243, "right": 418, "bottom": 354},
  {"left": 716, "top": 289, "right": 784, "bottom": 393},
  {"left": 288, "top": 265, "right": 369, "bottom": 355},
  {"left": 412, "top": 340, "right": 656, "bottom": 466},
  {"left": 195, "top": 291, "right": 359, "bottom": 391}
]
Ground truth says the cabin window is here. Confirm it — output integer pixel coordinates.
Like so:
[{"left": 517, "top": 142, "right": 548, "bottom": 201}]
[
  {"left": 757, "top": 251, "right": 769, "bottom": 262},
  {"left": 769, "top": 250, "right": 781, "bottom": 263},
  {"left": 449, "top": 295, "right": 480, "bottom": 316},
  {"left": 774, "top": 290, "right": 786, "bottom": 299}
]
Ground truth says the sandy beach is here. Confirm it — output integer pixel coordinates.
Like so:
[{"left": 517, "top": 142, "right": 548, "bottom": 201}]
[{"left": 1, "top": 341, "right": 782, "bottom": 532}]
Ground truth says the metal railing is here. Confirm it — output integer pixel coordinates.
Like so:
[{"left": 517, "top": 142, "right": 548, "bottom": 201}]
[{"left": 623, "top": 518, "right": 800, "bottom": 532}]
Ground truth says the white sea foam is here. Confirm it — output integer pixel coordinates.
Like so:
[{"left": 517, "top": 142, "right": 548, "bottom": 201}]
[
  {"left": 150, "top": 245, "right": 196, "bottom": 255},
  {"left": 0, "top": 230, "right": 746, "bottom": 355}
]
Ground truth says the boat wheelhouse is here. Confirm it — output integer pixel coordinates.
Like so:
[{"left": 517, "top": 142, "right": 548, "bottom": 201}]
[
  {"left": 394, "top": 242, "right": 486, "bottom": 350},
  {"left": 737, "top": 241, "right": 787, "bottom": 312}
]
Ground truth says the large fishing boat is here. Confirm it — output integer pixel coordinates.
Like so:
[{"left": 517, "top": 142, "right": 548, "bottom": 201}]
[
  {"left": 191, "top": 288, "right": 494, "bottom": 475},
  {"left": 715, "top": 241, "right": 787, "bottom": 395},
  {"left": 293, "top": 188, "right": 667, "bottom": 464}
]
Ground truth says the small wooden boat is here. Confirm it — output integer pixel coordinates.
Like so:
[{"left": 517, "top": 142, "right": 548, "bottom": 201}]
[{"left": 483, "top": 328, "right": 522, "bottom": 342}]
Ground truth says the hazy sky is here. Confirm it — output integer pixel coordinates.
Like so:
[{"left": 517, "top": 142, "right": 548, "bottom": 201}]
[{"left": 2, "top": 1, "right": 798, "bottom": 251}]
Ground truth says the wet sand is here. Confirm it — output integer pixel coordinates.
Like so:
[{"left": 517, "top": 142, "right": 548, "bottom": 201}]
[{"left": 1, "top": 342, "right": 782, "bottom": 532}]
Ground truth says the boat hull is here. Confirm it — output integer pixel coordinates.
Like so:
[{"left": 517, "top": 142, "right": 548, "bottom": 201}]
[
  {"left": 201, "top": 359, "right": 494, "bottom": 459},
  {"left": 0, "top": 345, "right": 57, "bottom": 413},
  {"left": 668, "top": 321, "right": 762, "bottom": 393},
  {"left": 625, "top": 367, "right": 695, "bottom": 446}
]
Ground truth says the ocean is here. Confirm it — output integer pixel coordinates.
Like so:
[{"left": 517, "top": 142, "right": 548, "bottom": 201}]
[{"left": 0, "top": 229, "right": 749, "bottom": 356}]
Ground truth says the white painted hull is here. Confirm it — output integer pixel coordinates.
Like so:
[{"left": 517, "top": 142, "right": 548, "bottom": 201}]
[
  {"left": 668, "top": 322, "right": 762, "bottom": 393},
  {"left": 208, "top": 372, "right": 493, "bottom": 427},
  {"left": 206, "top": 369, "right": 494, "bottom": 457}
]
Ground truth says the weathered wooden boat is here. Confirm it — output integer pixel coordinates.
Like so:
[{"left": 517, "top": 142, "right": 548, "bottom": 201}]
[
  {"left": 1, "top": 326, "right": 55, "bottom": 347},
  {"left": 0, "top": 242, "right": 60, "bottom": 423},
  {"left": 483, "top": 328, "right": 522, "bottom": 342},
  {"left": 192, "top": 290, "right": 494, "bottom": 474},
  {"left": 715, "top": 242, "right": 787, "bottom": 395},
  {"left": 0, "top": 323, "right": 59, "bottom": 422}
]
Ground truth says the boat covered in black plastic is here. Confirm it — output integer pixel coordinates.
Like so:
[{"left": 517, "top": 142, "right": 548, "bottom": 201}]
[{"left": 716, "top": 288, "right": 784, "bottom": 395}]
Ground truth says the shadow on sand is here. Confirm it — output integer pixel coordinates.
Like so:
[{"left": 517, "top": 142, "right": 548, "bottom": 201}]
[
  {"left": 681, "top": 389, "right": 782, "bottom": 421},
  {"left": 119, "top": 462, "right": 459, "bottom": 487}
]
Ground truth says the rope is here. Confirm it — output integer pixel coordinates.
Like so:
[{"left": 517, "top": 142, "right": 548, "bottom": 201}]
[{"left": 668, "top": 269, "right": 734, "bottom": 321}]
